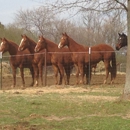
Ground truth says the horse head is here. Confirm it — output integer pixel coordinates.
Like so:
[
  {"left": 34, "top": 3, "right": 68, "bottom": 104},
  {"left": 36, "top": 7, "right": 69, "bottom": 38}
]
[
  {"left": 116, "top": 33, "right": 127, "bottom": 50},
  {"left": 35, "top": 36, "right": 47, "bottom": 52},
  {"left": 58, "top": 32, "right": 69, "bottom": 49},
  {"left": 0, "top": 38, "right": 9, "bottom": 53},
  {"left": 18, "top": 34, "right": 29, "bottom": 51}
]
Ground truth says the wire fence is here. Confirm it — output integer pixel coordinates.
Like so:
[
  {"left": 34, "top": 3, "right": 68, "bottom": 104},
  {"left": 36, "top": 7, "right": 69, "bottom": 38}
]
[{"left": 0, "top": 51, "right": 126, "bottom": 89}]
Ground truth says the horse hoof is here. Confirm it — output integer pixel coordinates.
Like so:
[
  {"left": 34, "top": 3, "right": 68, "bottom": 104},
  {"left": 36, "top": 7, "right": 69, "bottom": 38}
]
[
  {"left": 11, "top": 85, "right": 15, "bottom": 88},
  {"left": 21, "top": 85, "right": 25, "bottom": 89},
  {"left": 30, "top": 83, "right": 34, "bottom": 86}
]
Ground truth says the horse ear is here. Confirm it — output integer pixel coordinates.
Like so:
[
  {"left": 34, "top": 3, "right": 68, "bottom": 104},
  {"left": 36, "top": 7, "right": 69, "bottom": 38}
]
[
  {"left": 21, "top": 34, "right": 23, "bottom": 38},
  {"left": 64, "top": 32, "right": 67, "bottom": 36},
  {"left": 0, "top": 38, "right": 2, "bottom": 41},
  {"left": 3, "top": 38, "right": 7, "bottom": 42},
  {"left": 118, "top": 33, "right": 121, "bottom": 36}
]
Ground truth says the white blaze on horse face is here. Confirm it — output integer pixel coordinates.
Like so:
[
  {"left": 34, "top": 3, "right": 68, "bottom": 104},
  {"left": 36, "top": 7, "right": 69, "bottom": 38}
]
[
  {"left": 1, "top": 42, "right": 3, "bottom": 45},
  {"left": 0, "top": 42, "right": 3, "bottom": 52},
  {"left": 58, "top": 42, "right": 62, "bottom": 48},
  {"left": 19, "top": 38, "right": 24, "bottom": 47}
]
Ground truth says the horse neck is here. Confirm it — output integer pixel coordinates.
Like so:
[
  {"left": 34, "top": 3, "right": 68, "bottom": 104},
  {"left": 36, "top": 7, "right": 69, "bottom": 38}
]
[
  {"left": 28, "top": 39, "right": 36, "bottom": 54},
  {"left": 68, "top": 37, "right": 85, "bottom": 52},
  {"left": 46, "top": 39, "right": 58, "bottom": 52},
  {"left": 8, "top": 41, "right": 18, "bottom": 55}
]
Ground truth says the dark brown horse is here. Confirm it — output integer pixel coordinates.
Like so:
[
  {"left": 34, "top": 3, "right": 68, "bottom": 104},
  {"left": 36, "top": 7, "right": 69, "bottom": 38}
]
[
  {"left": 0, "top": 38, "right": 34, "bottom": 88},
  {"left": 35, "top": 36, "right": 74, "bottom": 85},
  {"left": 116, "top": 33, "right": 127, "bottom": 50},
  {"left": 58, "top": 33, "right": 117, "bottom": 84}
]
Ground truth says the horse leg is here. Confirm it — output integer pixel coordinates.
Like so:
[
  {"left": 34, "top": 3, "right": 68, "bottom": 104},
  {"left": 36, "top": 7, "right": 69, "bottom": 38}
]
[
  {"left": 103, "top": 61, "right": 111, "bottom": 84},
  {"left": 58, "top": 63, "right": 65, "bottom": 85},
  {"left": 84, "top": 65, "right": 92, "bottom": 84},
  {"left": 20, "top": 67, "right": 25, "bottom": 88},
  {"left": 64, "top": 65, "right": 71, "bottom": 85},
  {"left": 29, "top": 66, "right": 35, "bottom": 86},
  {"left": 74, "top": 64, "right": 79, "bottom": 84},
  {"left": 32, "top": 64, "right": 38, "bottom": 86},
  {"left": 38, "top": 64, "right": 43, "bottom": 86},
  {"left": 52, "top": 65, "right": 59, "bottom": 85},
  {"left": 11, "top": 67, "right": 16, "bottom": 88},
  {"left": 78, "top": 63, "right": 84, "bottom": 84}
]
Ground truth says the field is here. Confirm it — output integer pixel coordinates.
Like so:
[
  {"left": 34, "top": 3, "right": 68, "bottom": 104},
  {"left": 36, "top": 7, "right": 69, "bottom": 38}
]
[{"left": 0, "top": 73, "right": 129, "bottom": 130}]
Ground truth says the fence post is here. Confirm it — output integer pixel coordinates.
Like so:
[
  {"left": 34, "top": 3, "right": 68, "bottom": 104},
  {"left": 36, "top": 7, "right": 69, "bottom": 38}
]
[
  {"left": 44, "top": 49, "right": 47, "bottom": 86},
  {"left": 0, "top": 52, "right": 2, "bottom": 89},
  {"left": 88, "top": 47, "right": 91, "bottom": 85}
]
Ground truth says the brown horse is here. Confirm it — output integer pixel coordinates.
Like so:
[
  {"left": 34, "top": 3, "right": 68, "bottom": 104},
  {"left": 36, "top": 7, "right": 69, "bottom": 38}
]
[
  {"left": 18, "top": 34, "right": 51, "bottom": 86},
  {"left": 35, "top": 36, "right": 74, "bottom": 85},
  {"left": 58, "top": 33, "right": 117, "bottom": 84},
  {"left": 116, "top": 33, "right": 127, "bottom": 50},
  {"left": 18, "top": 35, "right": 73, "bottom": 85},
  {"left": 0, "top": 38, "right": 34, "bottom": 88}
]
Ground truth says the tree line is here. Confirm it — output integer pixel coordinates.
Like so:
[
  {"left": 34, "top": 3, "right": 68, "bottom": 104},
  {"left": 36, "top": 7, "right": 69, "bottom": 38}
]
[{"left": 0, "top": 4, "right": 126, "bottom": 50}]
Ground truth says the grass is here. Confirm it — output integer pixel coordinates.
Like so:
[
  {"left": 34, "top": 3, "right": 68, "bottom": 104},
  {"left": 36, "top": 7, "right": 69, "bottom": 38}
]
[{"left": 0, "top": 86, "right": 130, "bottom": 129}]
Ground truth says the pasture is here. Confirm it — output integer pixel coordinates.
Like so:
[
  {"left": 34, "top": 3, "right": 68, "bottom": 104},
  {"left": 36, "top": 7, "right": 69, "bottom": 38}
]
[
  {"left": 0, "top": 45, "right": 127, "bottom": 129},
  {"left": 0, "top": 67, "right": 128, "bottom": 130},
  {"left": 0, "top": 84, "right": 130, "bottom": 130}
]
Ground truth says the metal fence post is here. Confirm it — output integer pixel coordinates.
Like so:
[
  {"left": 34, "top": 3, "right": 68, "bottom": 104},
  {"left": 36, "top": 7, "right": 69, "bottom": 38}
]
[{"left": 88, "top": 47, "right": 91, "bottom": 85}]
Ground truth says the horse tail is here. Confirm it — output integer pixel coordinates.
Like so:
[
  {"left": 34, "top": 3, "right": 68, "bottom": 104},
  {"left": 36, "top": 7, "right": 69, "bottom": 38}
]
[{"left": 111, "top": 52, "right": 117, "bottom": 79}]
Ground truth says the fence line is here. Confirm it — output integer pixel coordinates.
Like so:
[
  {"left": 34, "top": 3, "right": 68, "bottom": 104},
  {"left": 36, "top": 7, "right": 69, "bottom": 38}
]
[{"left": 0, "top": 51, "right": 126, "bottom": 89}]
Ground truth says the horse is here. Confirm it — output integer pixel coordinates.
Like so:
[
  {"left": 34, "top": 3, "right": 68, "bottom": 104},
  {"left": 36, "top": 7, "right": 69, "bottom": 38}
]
[
  {"left": 0, "top": 38, "right": 34, "bottom": 88},
  {"left": 58, "top": 33, "right": 117, "bottom": 84},
  {"left": 18, "top": 34, "right": 51, "bottom": 86},
  {"left": 116, "top": 33, "right": 127, "bottom": 50},
  {"left": 35, "top": 35, "right": 74, "bottom": 85},
  {"left": 18, "top": 35, "right": 73, "bottom": 85}
]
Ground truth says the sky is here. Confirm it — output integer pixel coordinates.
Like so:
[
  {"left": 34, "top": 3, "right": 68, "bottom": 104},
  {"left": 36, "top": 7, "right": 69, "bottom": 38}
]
[{"left": 0, "top": 0, "right": 41, "bottom": 25}]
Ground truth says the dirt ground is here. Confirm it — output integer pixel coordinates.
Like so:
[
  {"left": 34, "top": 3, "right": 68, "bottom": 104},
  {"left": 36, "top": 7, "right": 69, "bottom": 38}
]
[{"left": 1, "top": 73, "right": 125, "bottom": 90}]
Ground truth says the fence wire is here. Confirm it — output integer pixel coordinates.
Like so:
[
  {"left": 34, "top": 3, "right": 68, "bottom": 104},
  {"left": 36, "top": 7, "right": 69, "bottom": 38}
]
[{"left": 0, "top": 51, "right": 126, "bottom": 89}]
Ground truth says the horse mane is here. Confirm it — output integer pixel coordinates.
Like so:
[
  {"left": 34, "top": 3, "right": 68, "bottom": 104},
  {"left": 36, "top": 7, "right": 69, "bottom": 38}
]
[
  {"left": 26, "top": 35, "right": 36, "bottom": 45},
  {"left": 66, "top": 33, "right": 86, "bottom": 50},
  {"left": 44, "top": 37, "right": 58, "bottom": 50},
  {"left": 5, "top": 38, "right": 18, "bottom": 49}
]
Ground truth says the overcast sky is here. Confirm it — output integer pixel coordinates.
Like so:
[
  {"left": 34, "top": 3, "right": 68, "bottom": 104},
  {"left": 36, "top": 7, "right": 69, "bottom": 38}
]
[{"left": 0, "top": 0, "right": 41, "bottom": 25}]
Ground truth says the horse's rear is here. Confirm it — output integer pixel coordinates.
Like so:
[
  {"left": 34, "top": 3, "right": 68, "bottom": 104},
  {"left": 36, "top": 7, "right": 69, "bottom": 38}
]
[{"left": 91, "top": 44, "right": 116, "bottom": 84}]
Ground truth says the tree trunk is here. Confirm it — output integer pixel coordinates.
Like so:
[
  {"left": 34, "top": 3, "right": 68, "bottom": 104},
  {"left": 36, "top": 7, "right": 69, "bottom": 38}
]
[{"left": 121, "top": 0, "right": 130, "bottom": 100}]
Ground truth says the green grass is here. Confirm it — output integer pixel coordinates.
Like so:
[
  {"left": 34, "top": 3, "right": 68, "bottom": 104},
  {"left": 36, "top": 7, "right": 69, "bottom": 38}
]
[{"left": 0, "top": 87, "right": 130, "bottom": 129}]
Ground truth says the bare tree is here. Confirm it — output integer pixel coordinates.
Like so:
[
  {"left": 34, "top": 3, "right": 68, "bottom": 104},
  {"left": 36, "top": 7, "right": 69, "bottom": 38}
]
[{"left": 15, "top": 7, "right": 56, "bottom": 37}]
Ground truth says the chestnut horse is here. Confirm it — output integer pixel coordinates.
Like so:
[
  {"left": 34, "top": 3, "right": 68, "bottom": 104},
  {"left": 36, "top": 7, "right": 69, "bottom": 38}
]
[
  {"left": 18, "top": 35, "right": 73, "bottom": 85},
  {"left": 18, "top": 34, "right": 51, "bottom": 86},
  {"left": 0, "top": 38, "right": 34, "bottom": 88},
  {"left": 35, "top": 36, "right": 74, "bottom": 85},
  {"left": 58, "top": 33, "right": 117, "bottom": 84},
  {"left": 116, "top": 33, "right": 127, "bottom": 50}
]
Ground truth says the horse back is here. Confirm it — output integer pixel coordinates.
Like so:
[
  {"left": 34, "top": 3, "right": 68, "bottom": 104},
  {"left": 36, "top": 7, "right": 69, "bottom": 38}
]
[{"left": 90, "top": 44, "right": 115, "bottom": 63}]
